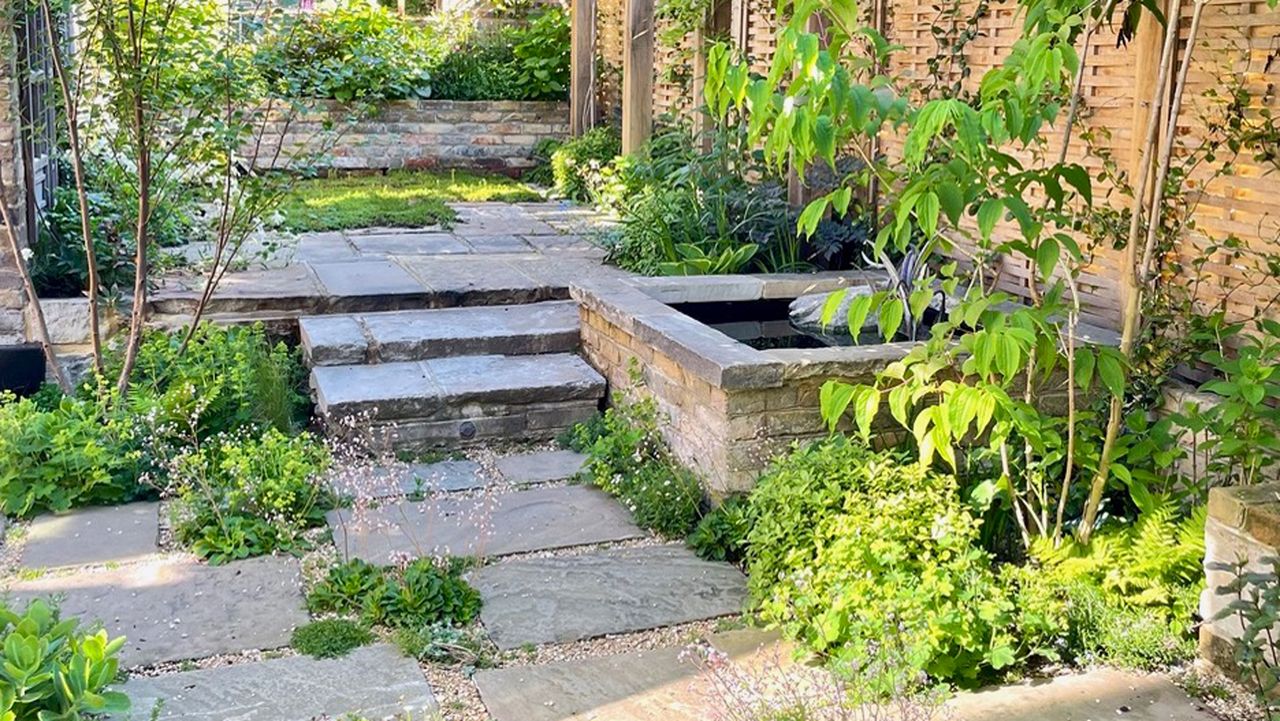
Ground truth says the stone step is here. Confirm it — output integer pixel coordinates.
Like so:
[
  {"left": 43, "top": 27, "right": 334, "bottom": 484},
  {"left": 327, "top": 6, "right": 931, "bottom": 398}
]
[
  {"left": 299, "top": 301, "right": 581, "bottom": 366},
  {"left": 312, "top": 354, "right": 604, "bottom": 448}
]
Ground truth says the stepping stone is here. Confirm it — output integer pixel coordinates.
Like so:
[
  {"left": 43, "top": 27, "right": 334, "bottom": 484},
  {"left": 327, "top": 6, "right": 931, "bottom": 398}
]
[
  {"left": 327, "top": 459, "right": 489, "bottom": 499},
  {"left": 949, "top": 667, "right": 1220, "bottom": 721},
  {"left": 117, "top": 644, "right": 436, "bottom": 721},
  {"left": 328, "top": 484, "right": 644, "bottom": 562},
  {"left": 469, "top": 545, "right": 748, "bottom": 649},
  {"left": 311, "top": 259, "right": 428, "bottom": 301},
  {"left": 21, "top": 502, "right": 160, "bottom": 569},
  {"left": 347, "top": 230, "right": 470, "bottom": 256},
  {"left": 8, "top": 556, "right": 308, "bottom": 667},
  {"left": 300, "top": 301, "right": 581, "bottom": 366},
  {"left": 495, "top": 449, "right": 589, "bottom": 484},
  {"left": 474, "top": 629, "right": 780, "bottom": 721},
  {"left": 453, "top": 204, "right": 558, "bottom": 236},
  {"left": 463, "top": 235, "right": 536, "bottom": 253},
  {"left": 312, "top": 354, "right": 604, "bottom": 448}
]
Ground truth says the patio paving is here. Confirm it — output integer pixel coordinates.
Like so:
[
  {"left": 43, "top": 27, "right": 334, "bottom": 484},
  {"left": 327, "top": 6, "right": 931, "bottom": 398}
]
[
  {"left": 469, "top": 545, "right": 749, "bottom": 650},
  {"left": 8, "top": 555, "right": 308, "bottom": 667},
  {"left": 150, "top": 201, "right": 623, "bottom": 318},
  {"left": 494, "top": 449, "right": 589, "bottom": 484},
  {"left": 325, "top": 459, "right": 492, "bottom": 499},
  {"left": 117, "top": 644, "right": 436, "bottom": 721},
  {"left": 327, "top": 484, "right": 646, "bottom": 562},
  {"left": 20, "top": 502, "right": 160, "bottom": 569}
]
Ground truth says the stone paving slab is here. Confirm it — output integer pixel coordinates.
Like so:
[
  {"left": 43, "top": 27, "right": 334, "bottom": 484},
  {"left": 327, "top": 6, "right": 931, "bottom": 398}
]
[
  {"left": 8, "top": 556, "right": 308, "bottom": 667},
  {"left": 495, "top": 449, "right": 589, "bottom": 484},
  {"left": 312, "top": 361, "right": 443, "bottom": 421},
  {"left": 469, "top": 545, "right": 748, "bottom": 649},
  {"left": 347, "top": 230, "right": 470, "bottom": 256},
  {"left": 300, "top": 301, "right": 580, "bottom": 366},
  {"left": 20, "top": 502, "right": 160, "bottom": 569},
  {"left": 475, "top": 629, "right": 779, "bottom": 721},
  {"left": 327, "top": 459, "right": 489, "bottom": 499},
  {"left": 328, "top": 484, "right": 645, "bottom": 562},
  {"left": 426, "top": 354, "right": 605, "bottom": 406},
  {"left": 949, "top": 668, "right": 1219, "bottom": 721},
  {"left": 310, "top": 259, "right": 428, "bottom": 298},
  {"left": 397, "top": 255, "right": 551, "bottom": 305},
  {"left": 117, "top": 644, "right": 436, "bottom": 721},
  {"left": 453, "top": 204, "right": 558, "bottom": 236},
  {"left": 463, "top": 235, "right": 536, "bottom": 253}
]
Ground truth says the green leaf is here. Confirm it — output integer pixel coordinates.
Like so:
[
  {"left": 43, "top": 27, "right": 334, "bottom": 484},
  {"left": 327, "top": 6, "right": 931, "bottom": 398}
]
[
  {"left": 820, "top": 289, "right": 848, "bottom": 328},
  {"left": 880, "top": 297, "right": 905, "bottom": 341},
  {"left": 936, "top": 181, "right": 964, "bottom": 225},
  {"left": 1035, "top": 237, "right": 1060, "bottom": 280},
  {"left": 1060, "top": 163, "right": 1093, "bottom": 205},
  {"left": 798, "top": 197, "right": 829, "bottom": 238},
  {"left": 845, "top": 292, "right": 875, "bottom": 337},
  {"left": 977, "top": 199, "right": 1003, "bottom": 241},
  {"left": 916, "top": 192, "right": 940, "bottom": 237},
  {"left": 1097, "top": 349, "right": 1126, "bottom": 398}
]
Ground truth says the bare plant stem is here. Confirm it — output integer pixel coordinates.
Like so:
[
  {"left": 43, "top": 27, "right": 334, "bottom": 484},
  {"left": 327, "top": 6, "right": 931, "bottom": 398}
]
[
  {"left": 1079, "top": 0, "right": 1188, "bottom": 542},
  {"left": 42, "top": 0, "right": 104, "bottom": 372},
  {"left": 0, "top": 165, "right": 71, "bottom": 393}
]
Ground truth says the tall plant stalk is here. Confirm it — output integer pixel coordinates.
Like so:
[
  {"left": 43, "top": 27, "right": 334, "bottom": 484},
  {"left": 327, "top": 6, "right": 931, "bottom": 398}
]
[
  {"left": 41, "top": 0, "right": 104, "bottom": 372},
  {"left": 0, "top": 164, "right": 71, "bottom": 392}
]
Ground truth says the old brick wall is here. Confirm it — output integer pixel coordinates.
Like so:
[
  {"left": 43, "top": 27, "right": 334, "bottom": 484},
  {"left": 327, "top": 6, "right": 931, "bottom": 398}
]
[
  {"left": 251, "top": 100, "right": 570, "bottom": 176},
  {"left": 0, "top": 13, "right": 25, "bottom": 344}
]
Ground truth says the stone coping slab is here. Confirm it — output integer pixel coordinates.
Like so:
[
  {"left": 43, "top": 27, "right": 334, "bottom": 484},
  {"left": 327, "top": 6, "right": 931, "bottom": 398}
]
[
  {"left": 1208, "top": 482, "right": 1280, "bottom": 548},
  {"left": 327, "top": 484, "right": 646, "bottom": 562},
  {"left": 326, "top": 459, "right": 489, "bottom": 499},
  {"left": 469, "top": 545, "right": 748, "bottom": 649},
  {"left": 116, "top": 644, "right": 436, "bottom": 721},
  {"left": 474, "top": 629, "right": 781, "bottom": 721},
  {"left": 20, "top": 502, "right": 160, "bottom": 569},
  {"left": 494, "top": 449, "right": 589, "bottom": 484},
  {"left": 8, "top": 556, "right": 308, "bottom": 667}
]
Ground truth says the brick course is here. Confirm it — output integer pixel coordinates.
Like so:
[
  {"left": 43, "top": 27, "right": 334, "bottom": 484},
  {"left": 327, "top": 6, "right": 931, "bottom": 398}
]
[{"left": 251, "top": 100, "right": 569, "bottom": 176}]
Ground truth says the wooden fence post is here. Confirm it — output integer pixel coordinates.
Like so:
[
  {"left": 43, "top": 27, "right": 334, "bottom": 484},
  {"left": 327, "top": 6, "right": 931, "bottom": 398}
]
[
  {"left": 621, "top": 0, "right": 655, "bottom": 154},
  {"left": 570, "top": 0, "right": 598, "bottom": 136}
]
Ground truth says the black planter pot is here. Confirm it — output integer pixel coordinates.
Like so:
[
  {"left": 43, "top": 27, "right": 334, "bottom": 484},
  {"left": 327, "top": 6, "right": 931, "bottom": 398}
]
[{"left": 0, "top": 344, "right": 46, "bottom": 396}]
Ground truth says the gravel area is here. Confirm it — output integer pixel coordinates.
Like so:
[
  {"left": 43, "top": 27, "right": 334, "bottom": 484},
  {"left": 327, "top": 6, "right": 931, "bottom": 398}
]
[
  {"left": 129, "top": 645, "right": 298, "bottom": 677},
  {"left": 1172, "top": 663, "right": 1266, "bottom": 721},
  {"left": 424, "top": 664, "right": 490, "bottom": 721}
]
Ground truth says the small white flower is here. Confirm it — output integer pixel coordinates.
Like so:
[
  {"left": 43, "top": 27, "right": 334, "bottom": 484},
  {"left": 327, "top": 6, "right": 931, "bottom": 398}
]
[{"left": 20, "top": 247, "right": 33, "bottom": 261}]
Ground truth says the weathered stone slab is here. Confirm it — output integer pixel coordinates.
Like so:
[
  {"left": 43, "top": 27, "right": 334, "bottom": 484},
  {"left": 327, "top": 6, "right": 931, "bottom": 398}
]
[
  {"left": 117, "top": 644, "right": 436, "bottom": 721},
  {"left": 469, "top": 546, "right": 748, "bottom": 649},
  {"left": 475, "top": 630, "right": 780, "bottom": 721},
  {"left": 347, "top": 230, "right": 470, "bottom": 256},
  {"left": 310, "top": 260, "right": 428, "bottom": 298},
  {"left": 328, "top": 484, "right": 644, "bottom": 562},
  {"left": 353, "top": 301, "right": 579, "bottom": 362},
  {"left": 312, "top": 361, "right": 443, "bottom": 421},
  {"left": 950, "top": 668, "right": 1220, "bottom": 721},
  {"left": 371, "top": 399, "right": 599, "bottom": 449},
  {"left": 327, "top": 459, "right": 488, "bottom": 499},
  {"left": 397, "top": 256, "right": 550, "bottom": 305},
  {"left": 463, "top": 235, "right": 535, "bottom": 253},
  {"left": 495, "top": 449, "right": 588, "bottom": 484},
  {"left": 299, "top": 314, "right": 368, "bottom": 366},
  {"left": 21, "top": 502, "right": 160, "bottom": 569},
  {"left": 453, "top": 204, "right": 558, "bottom": 236},
  {"left": 426, "top": 354, "right": 605, "bottom": 406},
  {"left": 8, "top": 556, "right": 308, "bottom": 667},
  {"left": 293, "top": 232, "right": 359, "bottom": 263}
]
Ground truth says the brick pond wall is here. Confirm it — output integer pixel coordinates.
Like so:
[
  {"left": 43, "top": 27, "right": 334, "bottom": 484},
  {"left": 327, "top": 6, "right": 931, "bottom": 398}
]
[
  {"left": 1201, "top": 483, "right": 1280, "bottom": 684},
  {"left": 252, "top": 100, "right": 569, "bottom": 176},
  {"left": 0, "top": 15, "right": 25, "bottom": 345}
]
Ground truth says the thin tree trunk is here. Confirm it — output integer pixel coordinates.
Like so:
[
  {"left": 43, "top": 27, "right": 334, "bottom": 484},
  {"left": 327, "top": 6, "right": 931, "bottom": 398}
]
[
  {"left": 42, "top": 0, "right": 104, "bottom": 372},
  {"left": 1079, "top": 0, "right": 1186, "bottom": 542},
  {"left": 0, "top": 165, "right": 71, "bottom": 393},
  {"left": 114, "top": 14, "right": 151, "bottom": 396}
]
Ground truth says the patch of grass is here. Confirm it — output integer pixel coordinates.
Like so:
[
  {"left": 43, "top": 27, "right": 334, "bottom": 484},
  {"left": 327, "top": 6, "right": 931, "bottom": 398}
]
[
  {"left": 291, "top": 619, "right": 374, "bottom": 659},
  {"left": 279, "top": 170, "right": 543, "bottom": 232}
]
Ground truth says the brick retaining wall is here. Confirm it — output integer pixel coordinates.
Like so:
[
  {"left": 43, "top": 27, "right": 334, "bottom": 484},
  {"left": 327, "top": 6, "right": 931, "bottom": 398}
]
[
  {"left": 0, "top": 15, "right": 25, "bottom": 344},
  {"left": 252, "top": 99, "right": 569, "bottom": 176}
]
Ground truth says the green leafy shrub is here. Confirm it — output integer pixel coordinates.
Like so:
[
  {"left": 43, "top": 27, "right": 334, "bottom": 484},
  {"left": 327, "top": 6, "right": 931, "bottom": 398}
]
[
  {"left": 569, "top": 391, "right": 702, "bottom": 538},
  {"left": 427, "top": 10, "right": 569, "bottom": 101},
  {"left": 394, "top": 622, "right": 494, "bottom": 667},
  {"left": 687, "top": 496, "right": 751, "bottom": 564},
  {"left": 747, "top": 439, "right": 1016, "bottom": 684},
  {"left": 254, "top": 1, "right": 435, "bottom": 102},
  {"left": 511, "top": 8, "right": 570, "bottom": 98},
  {"left": 1008, "top": 502, "right": 1206, "bottom": 669},
  {"left": 291, "top": 619, "right": 374, "bottom": 659},
  {"left": 0, "top": 599, "right": 131, "bottom": 720},
  {"left": 308, "top": 558, "right": 482, "bottom": 628},
  {"left": 116, "top": 322, "right": 308, "bottom": 442},
  {"left": 551, "top": 127, "right": 622, "bottom": 201},
  {"left": 0, "top": 392, "right": 142, "bottom": 517},
  {"left": 170, "top": 428, "right": 332, "bottom": 564}
]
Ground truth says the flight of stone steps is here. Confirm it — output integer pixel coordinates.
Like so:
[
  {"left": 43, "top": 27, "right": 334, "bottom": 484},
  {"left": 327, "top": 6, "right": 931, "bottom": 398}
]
[{"left": 300, "top": 300, "right": 607, "bottom": 449}]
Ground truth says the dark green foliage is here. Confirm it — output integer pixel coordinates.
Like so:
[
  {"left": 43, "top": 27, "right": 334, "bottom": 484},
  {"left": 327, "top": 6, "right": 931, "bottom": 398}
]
[
  {"left": 170, "top": 428, "right": 333, "bottom": 564},
  {"left": 1212, "top": 556, "right": 1280, "bottom": 718},
  {"left": 254, "top": 2, "right": 436, "bottom": 102},
  {"left": 511, "top": 8, "right": 571, "bottom": 99},
  {"left": 114, "top": 322, "right": 309, "bottom": 442},
  {"left": 746, "top": 438, "right": 1017, "bottom": 684},
  {"left": 550, "top": 127, "right": 622, "bottom": 201},
  {"left": 291, "top": 619, "right": 374, "bottom": 659},
  {"left": 687, "top": 496, "right": 751, "bottom": 564},
  {"left": 428, "top": 37, "right": 521, "bottom": 101},
  {"left": 570, "top": 391, "right": 703, "bottom": 538},
  {"left": 309, "top": 558, "right": 482, "bottom": 628},
  {"left": 0, "top": 599, "right": 131, "bottom": 720},
  {"left": 429, "top": 9, "right": 569, "bottom": 101}
]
